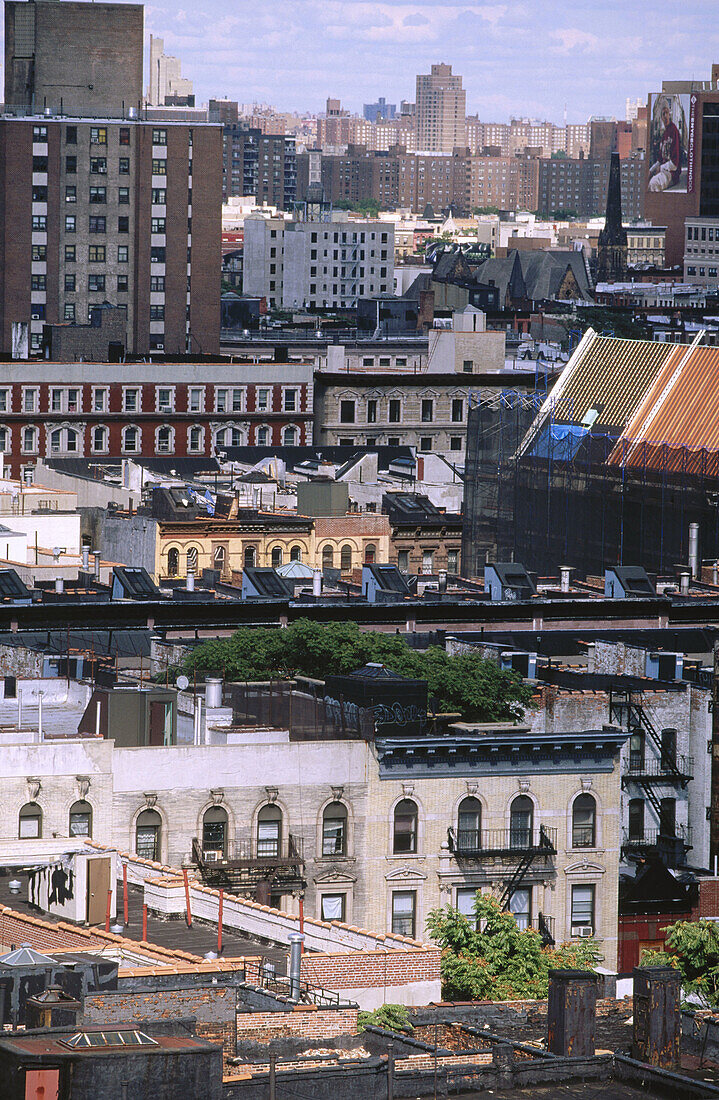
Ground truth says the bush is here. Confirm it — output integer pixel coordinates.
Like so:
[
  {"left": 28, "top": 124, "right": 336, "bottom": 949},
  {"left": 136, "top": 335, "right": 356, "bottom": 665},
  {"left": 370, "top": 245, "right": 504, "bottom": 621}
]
[{"left": 358, "top": 1003, "right": 413, "bottom": 1033}]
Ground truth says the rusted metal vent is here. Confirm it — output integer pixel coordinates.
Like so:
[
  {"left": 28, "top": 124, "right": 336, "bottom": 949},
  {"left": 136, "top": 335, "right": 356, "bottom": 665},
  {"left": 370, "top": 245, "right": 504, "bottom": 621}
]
[
  {"left": 632, "top": 965, "right": 681, "bottom": 1068},
  {"left": 547, "top": 969, "right": 599, "bottom": 1058}
]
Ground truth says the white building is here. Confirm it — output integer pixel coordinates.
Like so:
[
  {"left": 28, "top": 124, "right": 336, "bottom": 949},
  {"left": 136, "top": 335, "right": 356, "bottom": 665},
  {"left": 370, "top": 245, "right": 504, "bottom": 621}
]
[{"left": 243, "top": 216, "right": 394, "bottom": 310}]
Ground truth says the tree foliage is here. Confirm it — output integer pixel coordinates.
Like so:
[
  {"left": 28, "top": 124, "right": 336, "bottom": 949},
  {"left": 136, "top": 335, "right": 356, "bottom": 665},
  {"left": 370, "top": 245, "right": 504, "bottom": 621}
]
[
  {"left": 427, "top": 894, "right": 600, "bottom": 1001},
  {"left": 183, "top": 619, "right": 534, "bottom": 721},
  {"left": 358, "top": 1003, "right": 413, "bottom": 1033},
  {"left": 640, "top": 919, "right": 719, "bottom": 1009}
]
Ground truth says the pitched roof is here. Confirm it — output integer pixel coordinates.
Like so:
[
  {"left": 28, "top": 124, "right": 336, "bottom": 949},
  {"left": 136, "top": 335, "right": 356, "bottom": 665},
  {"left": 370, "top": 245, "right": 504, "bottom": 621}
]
[{"left": 474, "top": 249, "right": 592, "bottom": 304}]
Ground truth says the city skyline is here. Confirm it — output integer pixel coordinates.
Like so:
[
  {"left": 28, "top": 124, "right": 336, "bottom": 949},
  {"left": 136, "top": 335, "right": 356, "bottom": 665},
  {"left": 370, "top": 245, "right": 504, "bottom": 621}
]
[{"left": 136, "top": 0, "right": 719, "bottom": 123}]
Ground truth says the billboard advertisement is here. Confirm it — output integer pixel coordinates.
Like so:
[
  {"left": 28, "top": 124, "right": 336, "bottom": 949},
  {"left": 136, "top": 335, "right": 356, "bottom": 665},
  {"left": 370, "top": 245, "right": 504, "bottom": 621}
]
[{"left": 647, "top": 92, "right": 696, "bottom": 194}]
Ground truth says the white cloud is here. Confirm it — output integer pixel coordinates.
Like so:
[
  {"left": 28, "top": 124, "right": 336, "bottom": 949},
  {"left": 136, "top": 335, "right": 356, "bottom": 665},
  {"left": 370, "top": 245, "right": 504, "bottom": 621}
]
[{"left": 550, "top": 27, "right": 601, "bottom": 53}]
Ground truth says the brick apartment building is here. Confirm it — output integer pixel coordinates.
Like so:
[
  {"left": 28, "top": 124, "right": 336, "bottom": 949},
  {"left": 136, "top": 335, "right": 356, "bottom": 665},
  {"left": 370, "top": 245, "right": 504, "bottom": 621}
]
[
  {"left": 0, "top": 0, "right": 221, "bottom": 356},
  {"left": 220, "top": 124, "right": 296, "bottom": 207},
  {"left": 0, "top": 361, "right": 314, "bottom": 478}
]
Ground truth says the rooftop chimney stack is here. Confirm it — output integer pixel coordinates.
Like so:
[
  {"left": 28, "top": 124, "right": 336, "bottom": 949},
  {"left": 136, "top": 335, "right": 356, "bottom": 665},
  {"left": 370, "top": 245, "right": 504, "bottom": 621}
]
[
  {"left": 689, "top": 522, "right": 700, "bottom": 579},
  {"left": 81, "top": 546, "right": 89, "bottom": 571},
  {"left": 93, "top": 552, "right": 101, "bottom": 580},
  {"left": 186, "top": 570, "right": 195, "bottom": 592},
  {"left": 560, "top": 566, "right": 571, "bottom": 593}
]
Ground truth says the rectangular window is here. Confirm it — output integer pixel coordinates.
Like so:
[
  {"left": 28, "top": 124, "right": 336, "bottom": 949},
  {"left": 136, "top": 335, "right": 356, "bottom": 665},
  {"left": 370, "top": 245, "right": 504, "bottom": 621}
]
[
  {"left": 284, "top": 389, "right": 297, "bottom": 412},
  {"left": 447, "top": 549, "right": 459, "bottom": 573},
  {"left": 119, "top": 127, "right": 130, "bottom": 146},
  {"left": 340, "top": 400, "right": 355, "bottom": 424},
  {"left": 451, "top": 398, "right": 464, "bottom": 423},
  {"left": 89, "top": 186, "right": 106, "bottom": 204},
  {"left": 65, "top": 245, "right": 76, "bottom": 263},
  {"left": 93, "top": 388, "right": 107, "bottom": 412},
  {"left": 151, "top": 217, "right": 166, "bottom": 234},
  {"left": 509, "top": 887, "right": 531, "bottom": 931},
  {"left": 150, "top": 305, "right": 165, "bottom": 321},
  {"left": 124, "top": 389, "right": 139, "bottom": 412},
  {"left": 89, "top": 216, "right": 105, "bottom": 233},
  {"left": 151, "top": 188, "right": 166, "bottom": 205},
  {"left": 463, "top": 359, "right": 473, "bottom": 373},
  {"left": 119, "top": 157, "right": 130, "bottom": 174},
  {"left": 257, "top": 388, "right": 269, "bottom": 411},
  {"left": 33, "top": 124, "right": 48, "bottom": 141},
  {"left": 65, "top": 215, "right": 76, "bottom": 233},
  {"left": 88, "top": 274, "right": 106, "bottom": 292},
  {"left": 152, "top": 128, "right": 168, "bottom": 146},
  {"left": 65, "top": 155, "right": 77, "bottom": 173},
  {"left": 118, "top": 187, "right": 129, "bottom": 204},
  {"left": 88, "top": 245, "right": 105, "bottom": 263},
  {"left": 152, "top": 159, "right": 167, "bottom": 175},
  {"left": 90, "top": 156, "right": 107, "bottom": 174},
  {"left": 32, "top": 244, "right": 46, "bottom": 262},
  {"left": 158, "top": 387, "right": 172, "bottom": 412},
  {"left": 118, "top": 216, "right": 129, "bottom": 233},
  {"left": 367, "top": 399, "right": 377, "bottom": 423},
  {"left": 150, "top": 246, "right": 165, "bottom": 263},
  {"left": 32, "top": 155, "right": 48, "bottom": 172},
  {"left": 391, "top": 891, "right": 416, "bottom": 937},
  {"left": 31, "top": 274, "right": 46, "bottom": 291},
  {"left": 90, "top": 126, "right": 107, "bottom": 145},
  {"left": 421, "top": 399, "right": 434, "bottom": 423},
  {"left": 32, "top": 215, "right": 47, "bottom": 231},
  {"left": 117, "top": 274, "right": 128, "bottom": 292},
  {"left": 232, "top": 389, "right": 243, "bottom": 412},
  {"left": 0, "top": 390, "right": 9, "bottom": 413},
  {"left": 51, "top": 388, "right": 62, "bottom": 412},
  {"left": 23, "top": 390, "right": 37, "bottom": 413},
  {"left": 64, "top": 303, "right": 75, "bottom": 321},
  {"left": 216, "top": 389, "right": 228, "bottom": 413},
  {"left": 419, "top": 437, "right": 432, "bottom": 452},
  {"left": 320, "top": 893, "right": 346, "bottom": 921},
  {"left": 64, "top": 273, "right": 76, "bottom": 292},
  {"left": 66, "top": 126, "right": 77, "bottom": 144},
  {"left": 389, "top": 399, "right": 401, "bottom": 423},
  {"left": 118, "top": 245, "right": 129, "bottom": 263},
  {"left": 67, "top": 388, "right": 79, "bottom": 413},
  {"left": 65, "top": 185, "right": 76, "bottom": 204},
  {"left": 189, "top": 388, "right": 203, "bottom": 413},
  {"left": 150, "top": 276, "right": 165, "bottom": 292},
  {"left": 571, "top": 885, "right": 595, "bottom": 933}
]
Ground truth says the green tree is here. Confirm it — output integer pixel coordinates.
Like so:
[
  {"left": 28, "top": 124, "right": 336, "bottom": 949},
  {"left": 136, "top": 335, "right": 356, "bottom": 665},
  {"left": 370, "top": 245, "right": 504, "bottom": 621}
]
[
  {"left": 358, "top": 1003, "right": 413, "bottom": 1033},
  {"left": 551, "top": 150, "right": 567, "bottom": 159},
  {"left": 183, "top": 619, "right": 533, "bottom": 722},
  {"left": 640, "top": 919, "right": 719, "bottom": 1009},
  {"left": 472, "top": 206, "right": 500, "bottom": 216},
  {"left": 550, "top": 208, "right": 578, "bottom": 220},
  {"left": 427, "top": 894, "right": 600, "bottom": 1001}
]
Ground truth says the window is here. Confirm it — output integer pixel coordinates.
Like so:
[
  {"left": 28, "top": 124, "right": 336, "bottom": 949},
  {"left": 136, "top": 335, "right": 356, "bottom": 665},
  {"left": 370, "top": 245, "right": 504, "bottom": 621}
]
[
  {"left": 151, "top": 217, "right": 166, "bottom": 233},
  {"left": 450, "top": 436, "right": 463, "bottom": 451},
  {"left": 447, "top": 549, "right": 459, "bottom": 573},
  {"left": 340, "top": 400, "right": 355, "bottom": 424},
  {"left": 135, "top": 809, "right": 161, "bottom": 861},
  {"left": 571, "top": 884, "right": 595, "bottom": 933},
  {"left": 32, "top": 155, "right": 48, "bottom": 172},
  {"left": 69, "top": 800, "right": 92, "bottom": 838},
  {"left": 421, "top": 399, "right": 434, "bottom": 423},
  {"left": 150, "top": 246, "right": 165, "bottom": 263},
  {"left": 202, "top": 806, "right": 228, "bottom": 856},
  {"left": 367, "top": 399, "right": 377, "bottom": 423},
  {"left": 31, "top": 244, "right": 46, "bottom": 263},
  {"left": 257, "top": 804, "right": 281, "bottom": 857},
  {"left": 157, "top": 388, "right": 173, "bottom": 413},
  {"left": 89, "top": 216, "right": 105, "bottom": 233},
  {"left": 150, "top": 305, "right": 165, "bottom": 321},
  {"left": 117, "top": 275, "right": 128, "bottom": 292},
  {"left": 152, "top": 158, "right": 167, "bottom": 175},
  {"left": 283, "top": 426, "right": 297, "bottom": 446},
  {"left": 510, "top": 795, "right": 533, "bottom": 848},
  {"left": 269, "top": 546, "right": 282, "bottom": 569},
  {"left": 628, "top": 798, "right": 644, "bottom": 841},
  {"left": 256, "top": 427, "right": 269, "bottom": 446},
  {"left": 364, "top": 543, "right": 376, "bottom": 565},
  {"left": 32, "top": 183, "right": 48, "bottom": 203},
  {"left": 340, "top": 544, "right": 352, "bottom": 572},
  {"left": 150, "top": 276, "right": 166, "bottom": 295},
  {"left": 118, "top": 216, "right": 129, "bottom": 234},
  {"left": 186, "top": 547, "right": 198, "bottom": 573},
  {"left": 456, "top": 888, "right": 479, "bottom": 926},
  {"left": 321, "top": 544, "right": 334, "bottom": 571},
  {"left": 117, "top": 245, "right": 129, "bottom": 264},
  {"left": 661, "top": 727, "right": 677, "bottom": 770},
  {"left": 388, "top": 399, "right": 401, "bottom": 423},
  {"left": 90, "top": 126, "right": 107, "bottom": 144},
  {"left": 463, "top": 359, "right": 473, "bottom": 373},
  {"left": 391, "top": 891, "right": 416, "bottom": 937},
  {"left": 660, "top": 797, "right": 676, "bottom": 837},
  {"left": 33, "top": 124, "right": 48, "bottom": 141},
  {"left": 23, "top": 390, "right": 37, "bottom": 413},
  {"left": 284, "top": 389, "right": 297, "bottom": 412},
  {"left": 19, "top": 802, "right": 42, "bottom": 839},
  {"left": 90, "top": 156, "right": 107, "bottom": 174},
  {"left": 397, "top": 549, "right": 409, "bottom": 573},
  {"left": 93, "top": 388, "right": 107, "bottom": 412},
  {"left": 421, "top": 549, "right": 433, "bottom": 573},
  {"left": 451, "top": 398, "right": 464, "bottom": 422},
  {"left": 119, "top": 157, "right": 130, "bottom": 174},
  {"left": 629, "top": 729, "right": 645, "bottom": 772},
  {"left": 123, "top": 427, "right": 139, "bottom": 453},
  {"left": 152, "top": 128, "right": 168, "bottom": 146},
  {"left": 65, "top": 245, "right": 76, "bottom": 262},
  {"left": 22, "top": 427, "right": 36, "bottom": 452},
  {"left": 393, "top": 799, "right": 418, "bottom": 853},
  {"left": 157, "top": 426, "right": 172, "bottom": 453},
  {"left": 509, "top": 887, "right": 531, "bottom": 931},
  {"left": 189, "top": 387, "right": 203, "bottom": 413},
  {"left": 244, "top": 546, "right": 256, "bottom": 568},
  {"left": 65, "top": 184, "right": 76, "bottom": 203},
  {"left": 321, "top": 894, "right": 346, "bottom": 921},
  {"left": 89, "top": 245, "right": 105, "bottom": 263},
  {"left": 89, "top": 186, "right": 106, "bottom": 204},
  {"left": 322, "top": 802, "right": 347, "bottom": 856},
  {"left": 88, "top": 274, "right": 105, "bottom": 292},
  {"left": 0, "top": 390, "right": 8, "bottom": 413},
  {"left": 167, "top": 547, "right": 179, "bottom": 577},
  {"left": 213, "top": 544, "right": 226, "bottom": 573},
  {"left": 92, "top": 426, "right": 107, "bottom": 452},
  {"left": 31, "top": 274, "right": 46, "bottom": 291},
  {"left": 457, "top": 796, "right": 482, "bottom": 850},
  {"left": 188, "top": 426, "right": 203, "bottom": 453},
  {"left": 151, "top": 188, "right": 166, "bottom": 205},
  {"left": 118, "top": 187, "right": 129, "bottom": 204},
  {"left": 290, "top": 545, "right": 302, "bottom": 562},
  {"left": 257, "top": 388, "right": 269, "bottom": 411},
  {"left": 33, "top": 215, "right": 47, "bottom": 231},
  {"left": 572, "top": 794, "right": 596, "bottom": 848},
  {"left": 119, "top": 127, "right": 130, "bottom": 146},
  {"left": 66, "top": 125, "right": 77, "bottom": 144},
  {"left": 124, "top": 389, "right": 139, "bottom": 412},
  {"left": 50, "top": 389, "right": 63, "bottom": 412},
  {"left": 419, "top": 437, "right": 432, "bottom": 453},
  {"left": 64, "top": 304, "right": 75, "bottom": 321}
]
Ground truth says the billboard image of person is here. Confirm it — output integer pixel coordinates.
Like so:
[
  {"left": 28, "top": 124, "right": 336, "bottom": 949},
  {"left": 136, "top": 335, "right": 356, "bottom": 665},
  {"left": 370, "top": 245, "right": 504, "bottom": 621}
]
[{"left": 648, "top": 93, "right": 690, "bottom": 193}]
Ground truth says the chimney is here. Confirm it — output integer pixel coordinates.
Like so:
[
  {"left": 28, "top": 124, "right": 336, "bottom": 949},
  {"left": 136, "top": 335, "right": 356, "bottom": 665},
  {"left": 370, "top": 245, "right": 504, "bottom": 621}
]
[
  {"left": 186, "top": 570, "right": 195, "bottom": 592},
  {"left": 547, "top": 970, "right": 599, "bottom": 1058},
  {"left": 93, "top": 552, "right": 101, "bottom": 579},
  {"left": 713, "top": 560, "right": 718, "bottom": 587},
  {"left": 632, "top": 966, "right": 681, "bottom": 1068},
  {"left": 679, "top": 571, "right": 690, "bottom": 596},
  {"left": 560, "top": 566, "right": 571, "bottom": 593},
  {"left": 288, "top": 932, "right": 304, "bottom": 1001},
  {"left": 438, "top": 569, "right": 447, "bottom": 593},
  {"left": 689, "top": 522, "right": 700, "bottom": 579},
  {"left": 54, "top": 577, "right": 64, "bottom": 594},
  {"left": 312, "top": 570, "right": 322, "bottom": 597},
  {"left": 81, "top": 545, "right": 89, "bottom": 571}
]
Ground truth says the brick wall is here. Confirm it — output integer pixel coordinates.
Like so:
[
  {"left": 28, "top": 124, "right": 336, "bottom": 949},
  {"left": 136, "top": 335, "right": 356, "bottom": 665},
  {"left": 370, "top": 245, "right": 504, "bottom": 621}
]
[
  {"left": 84, "top": 986, "right": 237, "bottom": 1054},
  {"left": 0, "top": 905, "right": 109, "bottom": 953},
  {"left": 300, "top": 947, "right": 441, "bottom": 990},
  {"left": 699, "top": 879, "right": 719, "bottom": 918},
  {"left": 235, "top": 1006, "right": 358, "bottom": 1043}
]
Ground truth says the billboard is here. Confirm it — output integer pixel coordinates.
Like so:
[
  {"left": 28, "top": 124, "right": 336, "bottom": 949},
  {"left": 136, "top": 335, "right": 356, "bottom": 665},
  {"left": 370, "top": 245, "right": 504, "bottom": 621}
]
[{"left": 647, "top": 92, "right": 696, "bottom": 194}]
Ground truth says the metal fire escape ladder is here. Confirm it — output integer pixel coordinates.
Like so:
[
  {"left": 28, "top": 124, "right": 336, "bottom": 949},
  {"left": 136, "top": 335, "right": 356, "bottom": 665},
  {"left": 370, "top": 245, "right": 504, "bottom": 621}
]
[
  {"left": 610, "top": 689, "right": 686, "bottom": 783},
  {"left": 498, "top": 826, "right": 555, "bottom": 910}
]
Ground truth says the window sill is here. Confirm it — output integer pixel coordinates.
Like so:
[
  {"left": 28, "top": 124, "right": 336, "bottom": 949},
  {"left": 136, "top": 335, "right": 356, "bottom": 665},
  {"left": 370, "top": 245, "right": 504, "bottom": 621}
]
[{"left": 386, "top": 852, "right": 425, "bottom": 860}]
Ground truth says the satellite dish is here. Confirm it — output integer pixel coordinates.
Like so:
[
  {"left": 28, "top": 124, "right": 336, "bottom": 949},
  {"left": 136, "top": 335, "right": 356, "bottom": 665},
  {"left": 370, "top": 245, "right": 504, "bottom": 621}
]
[{"left": 176, "top": 675, "right": 189, "bottom": 691}]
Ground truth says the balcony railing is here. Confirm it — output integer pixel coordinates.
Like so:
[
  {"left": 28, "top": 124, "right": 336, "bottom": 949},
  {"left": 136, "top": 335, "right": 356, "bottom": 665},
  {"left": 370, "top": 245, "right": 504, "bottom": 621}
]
[
  {"left": 449, "top": 826, "right": 557, "bottom": 858},
  {"left": 192, "top": 834, "right": 304, "bottom": 868},
  {"left": 621, "top": 825, "right": 692, "bottom": 850},
  {"left": 624, "top": 755, "right": 693, "bottom": 781}
]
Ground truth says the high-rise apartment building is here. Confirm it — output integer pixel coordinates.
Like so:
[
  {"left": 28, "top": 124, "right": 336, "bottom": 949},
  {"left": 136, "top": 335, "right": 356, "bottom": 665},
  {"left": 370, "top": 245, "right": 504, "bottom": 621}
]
[
  {"left": 147, "top": 35, "right": 194, "bottom": 106},
  {"left": 0, "top": 0, "right": 221, "bottom": 356},
  {"left": 221, "top": 125, "right": 296, "bottom": 207},
  {"left": 415, "top": 64, "right": 466, "bottom": 153}
]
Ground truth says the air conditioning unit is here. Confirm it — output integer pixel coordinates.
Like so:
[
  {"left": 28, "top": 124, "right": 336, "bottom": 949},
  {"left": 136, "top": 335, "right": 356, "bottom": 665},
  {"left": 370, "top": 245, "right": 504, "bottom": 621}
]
[
  {"left": 572, "top": 925, "right": 593, "bottom": 938},
  {"left": 203, "top": 850, "right": 223, "bottom": 862},
  {"left": 155, "top": 343, "right": 164, "bottom": 350},
  {"left": 31, "top": 312, "right": 41, "bottom": 320}
]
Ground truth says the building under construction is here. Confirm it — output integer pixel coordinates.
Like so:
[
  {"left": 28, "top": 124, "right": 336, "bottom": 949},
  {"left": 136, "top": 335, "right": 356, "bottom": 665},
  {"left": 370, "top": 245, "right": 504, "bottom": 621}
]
[{"left": 463, "top": 329, "right": 719, "bottom": 577}]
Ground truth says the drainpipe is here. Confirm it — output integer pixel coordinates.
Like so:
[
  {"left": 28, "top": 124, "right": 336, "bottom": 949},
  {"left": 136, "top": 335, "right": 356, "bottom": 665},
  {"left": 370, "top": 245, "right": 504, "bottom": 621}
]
[{"left": 289, "top": 932, "right": 304, "bottom": 1001}]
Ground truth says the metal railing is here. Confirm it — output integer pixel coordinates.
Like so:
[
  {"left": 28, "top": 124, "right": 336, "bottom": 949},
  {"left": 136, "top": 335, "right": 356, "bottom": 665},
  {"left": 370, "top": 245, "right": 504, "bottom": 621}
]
[
  {"left": 624, "top": 754, "right": 693, "bottom": 780},
  {"left": 258, "top": 971, "right": 357, "bottom": 1009},
  {"left": 192, "top": 833, "right": 304, "bottom": 867},
  {"left": 449, "top": 826, "right": 557, "bottom": 857},
  {"left": 621, "top": 825, "right": 692, "bottom": 849}
]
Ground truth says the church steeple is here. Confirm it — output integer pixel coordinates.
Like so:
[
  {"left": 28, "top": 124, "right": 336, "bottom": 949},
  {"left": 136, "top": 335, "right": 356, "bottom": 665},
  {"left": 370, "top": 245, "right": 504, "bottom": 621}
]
[{"left": 597, "top": 151, "right": 628, "bottom": 282}]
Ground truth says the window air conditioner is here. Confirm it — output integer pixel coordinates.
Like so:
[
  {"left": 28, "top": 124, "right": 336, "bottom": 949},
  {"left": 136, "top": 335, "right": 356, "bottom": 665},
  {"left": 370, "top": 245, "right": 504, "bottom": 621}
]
[
  {"left": 572, "top": 925, "right": 593, "bottom": 938},
  {"left": 203, "top": 850, "right": 223, "bottom": 862},
  {"left": 155, "top": 343, "right": 164, "bottom": 350}
]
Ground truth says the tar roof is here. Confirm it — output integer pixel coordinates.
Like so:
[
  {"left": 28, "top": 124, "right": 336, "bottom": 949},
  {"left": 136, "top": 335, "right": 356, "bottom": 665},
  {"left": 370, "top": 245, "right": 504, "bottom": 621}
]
[
  {"left": 243, "top": 566, "right": 294, "bottom": 598},
  {"left": 113, "top": 567, "right": 161, "bottom": 600}
]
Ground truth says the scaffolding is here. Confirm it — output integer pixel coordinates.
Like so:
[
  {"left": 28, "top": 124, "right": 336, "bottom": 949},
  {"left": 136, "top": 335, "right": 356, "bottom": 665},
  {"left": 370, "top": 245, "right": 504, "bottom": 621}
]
[{"left": 463, "top": 388, "right": 719, "bottom": 577}]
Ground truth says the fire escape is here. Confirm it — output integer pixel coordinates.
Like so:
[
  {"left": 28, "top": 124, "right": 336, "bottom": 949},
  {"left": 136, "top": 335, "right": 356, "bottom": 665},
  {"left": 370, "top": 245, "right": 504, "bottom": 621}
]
[
  {"left": 447, "top": 825, "right": 557, "bottom": 945},
  {"left": 610, "top": 689, "right": 693, "bottom": 864},
  {"left": 191, "top": 835, "right": 305, "bottom": 899}
]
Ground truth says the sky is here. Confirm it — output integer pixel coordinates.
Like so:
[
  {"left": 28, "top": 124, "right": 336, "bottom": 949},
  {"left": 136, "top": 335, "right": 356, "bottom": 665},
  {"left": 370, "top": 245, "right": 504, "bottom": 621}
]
[{"left": 143, "top": 0, "right": 719, "bottom": 124}]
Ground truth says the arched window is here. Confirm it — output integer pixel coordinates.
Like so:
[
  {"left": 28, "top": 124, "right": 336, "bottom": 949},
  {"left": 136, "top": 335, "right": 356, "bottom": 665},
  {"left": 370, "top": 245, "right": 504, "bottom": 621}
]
[
  {"left": 393, "top": 799, "right": 418, "bottom": 854},
  {"left": 186, "top": 547, "right": 198, "bottom": 574},
  {"left": 66, "top": 429, "right": 78, "bottom": 453},
  {"left": 244, "top": 545, "right": 256, "bottom": 568},
  {"left": 213, "top": 545, "right": 226, "bottom": 574},
  {"left": 457, "top": 796, "right": 482, "bottom": 851},
  {"left": 167, "top": 547, "right": 179, "bottom": 577},
  {"left": 230, "top": 427, "right": 242, "bottom": 447},
  {"left": 157, "top": 426, "right": 172, "bottom": 454},
  {"left": 257, "top": 804, "right": 282, "bottom": 857},
  {"left": 19, "top": 802, "right": 42, "bottom": 839},
  {"left": 69, "top": 800, "right": 92, "bottom": 838},
  {"left": 271, "top": 546, "right": 282, "bottom": 568},
  {"left": 92, "top": 426, "right": 107, "bottom": 452},
  {"left": 50, "top": 429, "right": 62, "bottom": 454},
  {"left": 322, "top": 545, "right": 334, "bottom": 570},
  {"left": 282, "top": 426, "right": 297, "bottom": 446},
  {"left": 202, "top": 805, "right": 228, "bottom": 856},
  {"left": 510, "top": 795, "right": 533, "bottom": 849},
  {"left": 257, "top": 426, "right": 269, "bottom": 446},
  {"left": 135, "top": 808, "right": 162, "bottom": 861},
  {"left": 322, "top": 802, "right": 347, "bottom": 856},
  {"left": 290, "top": 545, "right": 302, "bottom": 562},
  {"left": 628, "top": 798, "right": 644, "bottom": 841},
  {"left": 572, "top": 794, "right": 596, "bottom": 848},
  {"left": 340, "top": 544, "right": 352, "bottom": 572},
  {"left": 364, "top": 543, "right": 376, "bottom": 564}
]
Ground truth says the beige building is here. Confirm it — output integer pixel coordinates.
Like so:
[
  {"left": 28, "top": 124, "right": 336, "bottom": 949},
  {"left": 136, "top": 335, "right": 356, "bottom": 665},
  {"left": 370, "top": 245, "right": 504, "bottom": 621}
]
[{"left": 415, "top": 64, "right": 466, "bottom": 154}]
